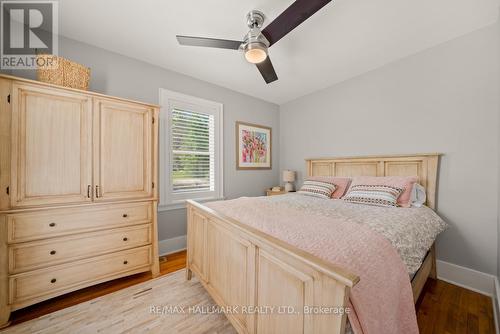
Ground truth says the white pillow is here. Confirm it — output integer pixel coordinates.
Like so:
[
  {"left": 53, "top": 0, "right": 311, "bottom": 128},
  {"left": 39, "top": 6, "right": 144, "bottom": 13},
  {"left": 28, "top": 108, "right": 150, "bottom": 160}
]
[{"left": 410, "top": 183, "right": 426, "bottom": 207}]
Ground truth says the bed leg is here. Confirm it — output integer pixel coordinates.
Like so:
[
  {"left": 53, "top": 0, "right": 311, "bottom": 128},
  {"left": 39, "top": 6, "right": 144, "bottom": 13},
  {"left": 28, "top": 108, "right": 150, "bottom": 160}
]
[
  {"left": 186, "top": 268, "right": 192, "bottom": 281},
  {"left": 0, "top": 307, "right": 10, "bottom": 329},
  {"left": 429, "top": 244, "right": 437, "bottom": 279}
]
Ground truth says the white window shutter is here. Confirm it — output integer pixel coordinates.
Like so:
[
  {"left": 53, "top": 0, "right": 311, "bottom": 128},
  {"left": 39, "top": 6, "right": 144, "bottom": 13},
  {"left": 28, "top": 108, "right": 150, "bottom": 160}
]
[
  {"left": 159, "top": 89, "right": 223, "bottom": 211},
  {"left": 171, "top": 109, "right": 215, "bottom": 193}
]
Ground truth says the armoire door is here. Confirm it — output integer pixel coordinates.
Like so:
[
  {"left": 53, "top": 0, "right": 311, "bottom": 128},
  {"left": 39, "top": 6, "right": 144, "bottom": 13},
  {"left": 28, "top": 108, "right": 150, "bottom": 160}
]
[
  {"left": 10, "top": 83, "right": 93, "bottom": 208},
  {"left": 93, "top": 98, "right": 153, "bottom": 201}
]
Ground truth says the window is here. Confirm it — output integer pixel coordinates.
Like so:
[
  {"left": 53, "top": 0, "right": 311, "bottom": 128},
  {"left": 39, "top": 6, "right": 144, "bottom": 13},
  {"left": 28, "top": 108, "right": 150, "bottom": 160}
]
[{"left": 159, "top": 89, "right": 223, "bottom": 210}]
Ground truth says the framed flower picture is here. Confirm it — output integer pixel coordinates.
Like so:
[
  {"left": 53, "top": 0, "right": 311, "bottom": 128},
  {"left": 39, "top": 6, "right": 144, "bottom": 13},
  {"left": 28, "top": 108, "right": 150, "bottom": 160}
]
[{"left": 236, "top": 122, "right": 272, "bottom": 170}]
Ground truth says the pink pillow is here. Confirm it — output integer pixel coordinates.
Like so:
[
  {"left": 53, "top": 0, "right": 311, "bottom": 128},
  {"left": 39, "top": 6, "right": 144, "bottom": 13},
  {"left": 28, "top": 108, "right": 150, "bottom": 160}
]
[
  {"left": 306, "top": 177, "right": 352, "bottom": 199},
  {"left": 348, "top": 176, "right": 418, "bottom": 207}
]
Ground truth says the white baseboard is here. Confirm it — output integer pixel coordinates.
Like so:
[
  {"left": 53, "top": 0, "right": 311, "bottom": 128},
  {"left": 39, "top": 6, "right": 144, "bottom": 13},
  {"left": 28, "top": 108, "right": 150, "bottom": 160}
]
[
  {"left": 158, "top": 235, "right": 187, "bottom": 256},
  {"left": 436, "top": 260, "right": 496, "bottom": 296}
]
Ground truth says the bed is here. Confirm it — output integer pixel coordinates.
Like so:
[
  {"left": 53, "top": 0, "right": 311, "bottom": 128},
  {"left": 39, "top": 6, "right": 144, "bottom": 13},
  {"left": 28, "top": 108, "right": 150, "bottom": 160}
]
[{"left": 186, "top": 153, "right": 443, "bottom": 334}]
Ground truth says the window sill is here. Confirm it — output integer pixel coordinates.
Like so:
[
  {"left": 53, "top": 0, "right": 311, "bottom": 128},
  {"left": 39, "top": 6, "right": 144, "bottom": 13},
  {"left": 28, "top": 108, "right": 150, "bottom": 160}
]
[{"left": 158, "top": 197, "right": 225, "bottom": 212}]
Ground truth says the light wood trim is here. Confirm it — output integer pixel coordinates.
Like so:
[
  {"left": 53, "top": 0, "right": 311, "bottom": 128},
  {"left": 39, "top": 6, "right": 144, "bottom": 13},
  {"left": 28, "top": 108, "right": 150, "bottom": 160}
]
[
  {"left": 187, "top": 200, "right": 358, "bottom": 334},
  {"left": 411, "top": 246, "right": 434, "bottom": 302},
  {"left": 92, "top": 97, "right": 154, "bottom": 202},
  {"left": 256, "top": 249, "right": 316, "bottom": 333},
  {"left": 0, "top": 74, "right": 159, "bottom": 109},
  {"left": 307, "top": 153, "right": 442, "bottom": 160},
  {"left": 425, "top": 156, "right": 439, "bottom": 211},
  {"left": 150, "top": 201, "right": 160, "bottom": 277},
  {"left": 187, "top": 208, "right": 208, "bottom": 282},
  {"left": 235, "top": 121, "right": 272, "bottom": 170},
  {"left": 0, "top": 197, "right": 158, "bottom": 214},
  {"left": 152, "top": 108, "right": 159, "bottom": 199},
  {"left": 10, "top": 83, "right": 93, "bottom": 208},
  {"left": 429, "top": 244, "right": 437, "bottom": 280},
  {"left": 266, "top": 188, "right": 286, "bottom": 196},
  {"left": 0, "top": 215, "right": 10, "bottom": 327},
  {"left": 149, "top": 107, "right": 160, "bottom": 277},
  {"left": 0, "top": 75, "right": 160, "bottom": 327},
  {"left": 188, "top": 201, "right": 358, "bottom": 286},
  {"left": 8, "top": 224, "right": 152, "bottom": 274},
  {"left": 306, "top": 153, "right": 441, "bottom": 210},
  {"left": 6, "top": 201, "right": 153, "bottom": 244},
  {"left": 205, "top": 219, "right": 254, "bottom": 331},
  {"left": 9, "top": 245, "right": 152, "bottom": 310},
  {"left": 0, "top": 79, "right": 11, "bottom": 211}
]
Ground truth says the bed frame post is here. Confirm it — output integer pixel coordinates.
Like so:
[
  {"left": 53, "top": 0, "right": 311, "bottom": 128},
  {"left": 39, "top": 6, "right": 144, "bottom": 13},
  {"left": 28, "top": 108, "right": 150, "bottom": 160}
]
[
  {"left": 186, "top": 206, "right": 192, "bottom": 281},
  {"left": 429, "top": 244, "right": 437, "bottom": 280}
]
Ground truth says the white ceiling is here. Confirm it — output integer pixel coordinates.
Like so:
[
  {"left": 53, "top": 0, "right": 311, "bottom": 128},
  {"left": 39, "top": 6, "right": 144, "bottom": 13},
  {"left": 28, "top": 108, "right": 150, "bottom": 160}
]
[{"left": 59, "top": 0, "right": 498, "bottom": 104}]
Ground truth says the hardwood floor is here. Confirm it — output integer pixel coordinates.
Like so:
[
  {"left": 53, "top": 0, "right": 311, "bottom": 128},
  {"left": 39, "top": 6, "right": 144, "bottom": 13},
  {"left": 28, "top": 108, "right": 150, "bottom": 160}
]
[
  {"left": 416, "top": 278, "right": 496, "bottom": 334},
  {"left": 5, "top": 250, "right": 496, "bottom": 334}
]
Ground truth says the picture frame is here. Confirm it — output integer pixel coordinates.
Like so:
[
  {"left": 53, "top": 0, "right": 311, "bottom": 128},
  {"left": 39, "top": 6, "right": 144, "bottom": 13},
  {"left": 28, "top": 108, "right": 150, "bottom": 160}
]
[{"left": 236, "top": 121, "right": 272, "bottom": 170}]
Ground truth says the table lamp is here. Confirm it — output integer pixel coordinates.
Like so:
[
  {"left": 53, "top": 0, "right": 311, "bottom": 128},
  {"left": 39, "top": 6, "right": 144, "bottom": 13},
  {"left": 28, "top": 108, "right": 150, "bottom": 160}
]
[{"left": 283, "top": 170, "right": 296, "bottom": 192}]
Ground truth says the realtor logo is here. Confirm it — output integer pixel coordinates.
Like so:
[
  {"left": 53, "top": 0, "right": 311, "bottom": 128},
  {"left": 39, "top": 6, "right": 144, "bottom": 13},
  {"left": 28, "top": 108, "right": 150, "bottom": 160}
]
[{"left": 1, "top": 0, "right": 58, "bottom": 69}]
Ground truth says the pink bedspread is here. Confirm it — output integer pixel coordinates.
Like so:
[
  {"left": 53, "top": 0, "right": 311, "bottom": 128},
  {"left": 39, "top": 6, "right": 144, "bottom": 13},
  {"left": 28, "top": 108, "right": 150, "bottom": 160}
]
[{"left": 206, "top": 196, "right": 419, "bottom": 334}]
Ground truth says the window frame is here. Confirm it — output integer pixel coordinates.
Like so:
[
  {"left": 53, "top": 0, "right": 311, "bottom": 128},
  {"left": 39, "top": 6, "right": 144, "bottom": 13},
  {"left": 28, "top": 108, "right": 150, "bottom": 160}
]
[{"left": 159, "top": 88, "right": 224, "bottom": 211}]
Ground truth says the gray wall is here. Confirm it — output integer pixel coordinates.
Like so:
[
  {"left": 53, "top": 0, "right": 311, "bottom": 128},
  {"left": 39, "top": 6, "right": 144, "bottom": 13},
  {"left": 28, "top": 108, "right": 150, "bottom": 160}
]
[
  {"left": 9, "top": 36, "right": 280, "bottom": 242},
  {"left": 280, "top": 23, "right": 500, "bottom": 275}
]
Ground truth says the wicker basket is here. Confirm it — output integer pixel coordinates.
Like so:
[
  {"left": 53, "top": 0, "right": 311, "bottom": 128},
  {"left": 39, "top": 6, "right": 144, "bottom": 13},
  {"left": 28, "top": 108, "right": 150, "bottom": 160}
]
[{"left": 36, "top": 55, "right": 90, "bottom": 90}]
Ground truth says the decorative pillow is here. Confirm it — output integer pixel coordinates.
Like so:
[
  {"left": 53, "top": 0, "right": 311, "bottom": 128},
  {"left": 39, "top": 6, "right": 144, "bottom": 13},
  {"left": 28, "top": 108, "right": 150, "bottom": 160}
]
[
  {"left": 298, "top": 180, "right": 337, "bottom": 199},
  {"left": 348, "top": 176, "right": 418, "bottom": 207},
  {"left": 306, "top": 177, "right": 352, "bottom": 199},
  {"left": 410, "top": 183, "right": 427, "bottom": 208},
  {"left": 343, "top": 185, "right": 404, "bottom": 207}
]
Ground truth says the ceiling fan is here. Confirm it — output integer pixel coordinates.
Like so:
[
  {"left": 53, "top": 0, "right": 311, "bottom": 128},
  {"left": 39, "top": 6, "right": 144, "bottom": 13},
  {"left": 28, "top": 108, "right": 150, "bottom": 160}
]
[{"left": 176, "top": 0, "right": 332, "bottom": 84}]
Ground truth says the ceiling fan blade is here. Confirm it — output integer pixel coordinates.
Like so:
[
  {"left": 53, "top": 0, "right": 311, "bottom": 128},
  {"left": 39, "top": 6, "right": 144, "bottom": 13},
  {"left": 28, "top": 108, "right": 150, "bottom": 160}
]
[
  {"left": 176, "top": 35, "right": 242, "bottom": 50},
  {"left": 262, "top": 0, "right": 331, "bottom": 46},
  {"left": 256, "top": 57, "right": 278, "bottom": 84}
]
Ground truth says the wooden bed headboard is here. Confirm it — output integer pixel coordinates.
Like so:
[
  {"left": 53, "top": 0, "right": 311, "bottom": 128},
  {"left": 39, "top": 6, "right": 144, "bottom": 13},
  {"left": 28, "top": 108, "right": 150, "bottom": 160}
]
[{"left": 306, "top": 153, "right": 441, "bottom": 209}]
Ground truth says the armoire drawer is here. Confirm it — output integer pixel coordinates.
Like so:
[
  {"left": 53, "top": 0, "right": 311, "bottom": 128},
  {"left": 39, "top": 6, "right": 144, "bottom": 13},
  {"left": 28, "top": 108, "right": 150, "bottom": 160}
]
[
  {"left": 7, "top": 201, "right": 153, "bottom": 243},
  {"left": 9, "top": 224, "right": 152, "bottom": 273},
  {"left": 9, "top": 245, "right": 152, "bottom": 309}
]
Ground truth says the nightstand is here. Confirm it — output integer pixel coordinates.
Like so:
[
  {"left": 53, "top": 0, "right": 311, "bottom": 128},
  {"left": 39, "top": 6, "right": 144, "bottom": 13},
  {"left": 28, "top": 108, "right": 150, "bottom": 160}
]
[{"left": 266, "top": 188, "right": 287, "bottom": 196}]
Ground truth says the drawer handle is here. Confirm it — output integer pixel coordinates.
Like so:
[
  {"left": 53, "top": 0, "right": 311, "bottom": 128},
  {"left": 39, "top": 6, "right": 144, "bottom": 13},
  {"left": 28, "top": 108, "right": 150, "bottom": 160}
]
[
  {"left": 50, "top": 250, "right": 56, "bottom": 255},
  {"left": 123, "top": 260, "right": 128, "bottom": 265},
  {"left": 50, "top": 278, "right": 57, "bottom": 284},
  {"left": 122, "top": 214, "right": 128, "bottom": 218},
  {"left": 49, "top": 222, "right": 56, "bottom": 227},
  {"left": 123, "top": 237, "right": 128, "bottom": 241}
]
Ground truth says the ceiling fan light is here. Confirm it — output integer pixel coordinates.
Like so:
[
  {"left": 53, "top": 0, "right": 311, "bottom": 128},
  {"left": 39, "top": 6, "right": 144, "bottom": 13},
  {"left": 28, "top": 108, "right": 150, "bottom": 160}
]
[{"left": 244, "top": 43, "right": 267, "bottom": 64}]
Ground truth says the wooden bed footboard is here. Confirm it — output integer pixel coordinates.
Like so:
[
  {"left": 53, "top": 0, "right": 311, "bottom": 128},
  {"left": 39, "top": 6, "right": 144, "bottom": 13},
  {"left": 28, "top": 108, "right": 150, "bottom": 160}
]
[{"left": 186, "top": 200, "right": 360, "bottom": 334}]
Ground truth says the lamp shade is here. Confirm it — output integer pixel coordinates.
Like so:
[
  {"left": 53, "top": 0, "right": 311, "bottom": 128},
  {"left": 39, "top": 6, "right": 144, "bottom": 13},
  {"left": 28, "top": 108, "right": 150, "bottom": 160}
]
[{"left": 282, "top": 170, "right": 296, "bottom": 182}]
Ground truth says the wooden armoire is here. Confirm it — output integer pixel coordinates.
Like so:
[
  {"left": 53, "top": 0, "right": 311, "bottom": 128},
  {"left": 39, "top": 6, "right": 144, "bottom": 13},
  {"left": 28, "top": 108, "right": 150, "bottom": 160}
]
[{"left": 0, "top": 74, "right": 160, "bottom": 327}]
